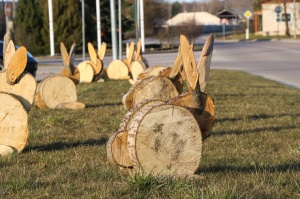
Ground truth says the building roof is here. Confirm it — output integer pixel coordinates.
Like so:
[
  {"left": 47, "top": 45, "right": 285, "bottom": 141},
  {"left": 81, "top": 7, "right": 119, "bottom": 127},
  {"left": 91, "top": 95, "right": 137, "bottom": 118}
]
[
  {"left": 166, "top": 12, "right": 221, "bottom": 26},
  {"left": 260, "top": 0, "right": 300, "bottom": 4}
]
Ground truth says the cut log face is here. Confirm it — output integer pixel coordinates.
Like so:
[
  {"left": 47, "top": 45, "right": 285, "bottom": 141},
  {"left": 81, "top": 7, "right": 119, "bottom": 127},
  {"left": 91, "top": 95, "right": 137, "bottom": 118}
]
[
  {"left": 130, "top": 60, "right": 147, "bottom": 82},
  {"left": 0, "top": 93, "right": 28, "bottom": 154},
  {"left": 106, "top": 60, "right": 129, "bottom": 79},
  {"left": 0, "top": 71, "right": 37, "bottom": 112},
  {"left": 37, "top": 76, "right": 78, "bottom": 109},
  {"left": 122, "top": 76, "right": 179, "bottom": 110},
  {"left": 127, "top": 104, "right": 202, "bottom": 175},
  {"left": 106, "top": 131, "right": 132, "bottom": 167},
  {"left": 168, "top": 92, "right": 215, "bottom": 140},
  {"left": 144, "top": 66, "right": 166, "bottom": 77},
  {"left": 77, "top": 61, "right": 94, "bottom": 83},
  {"left": 107, "top": 100, "right": 166, "bottom": 168}
]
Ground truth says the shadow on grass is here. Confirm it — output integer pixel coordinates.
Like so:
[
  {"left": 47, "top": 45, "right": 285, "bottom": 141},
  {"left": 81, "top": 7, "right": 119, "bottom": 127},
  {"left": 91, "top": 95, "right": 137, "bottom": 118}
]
[
  {"left": 216, "top": 112, "right": 300, "bottom": 124},
  {"left": 85, "top": 102, "right": 123, "bottom": 108},
  {"left": 212, "top": 125, "right": 298, "bottom": 137},
  {"left": 196, "top": 163, "right": 300, "bottom": 174},
  {"left": 23, "top": 137, "right": 107, "bottom": 153}
]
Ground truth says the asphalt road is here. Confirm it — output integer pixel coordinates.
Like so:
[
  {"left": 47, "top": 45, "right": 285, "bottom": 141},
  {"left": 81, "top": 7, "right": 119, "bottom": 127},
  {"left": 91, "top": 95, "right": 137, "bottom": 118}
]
[{"left": 36, "top": 39, "right": 300, "bottom": 89}]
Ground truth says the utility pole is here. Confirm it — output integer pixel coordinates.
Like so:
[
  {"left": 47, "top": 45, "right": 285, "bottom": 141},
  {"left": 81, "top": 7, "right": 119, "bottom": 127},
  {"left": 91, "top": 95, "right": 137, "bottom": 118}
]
[
  {"left": 96, "top": 0, "right": 101, "bottom": 50},
  {"left": 140, "top": 0, "right": 145, "bottom": 52},
  {"left": 48, "top": 0, "right": 55, "bottom": 56},
  {"left": 81, "top": 0, "right": 85, "bottom": 60},
  {"left": 294, "top": 0, "right": 297, "bottom": 39},
  {"left": 110, "top": 0, "right": 118, "bottom": 60},
  {"left": 118, "top": 0, "right": 122, "bottom": 59}
]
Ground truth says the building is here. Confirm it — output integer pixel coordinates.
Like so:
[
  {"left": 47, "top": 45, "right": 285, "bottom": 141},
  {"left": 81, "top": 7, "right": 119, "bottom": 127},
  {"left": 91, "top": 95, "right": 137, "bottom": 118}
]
[{"left": 255, "top": 0, "right": 300, "bottom": 36}]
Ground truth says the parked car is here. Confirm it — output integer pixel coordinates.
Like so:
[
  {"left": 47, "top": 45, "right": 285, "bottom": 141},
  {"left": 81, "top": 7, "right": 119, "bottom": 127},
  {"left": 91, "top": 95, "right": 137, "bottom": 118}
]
[{"left": 0, "top": 40, "right": 38, "bottom": 77}]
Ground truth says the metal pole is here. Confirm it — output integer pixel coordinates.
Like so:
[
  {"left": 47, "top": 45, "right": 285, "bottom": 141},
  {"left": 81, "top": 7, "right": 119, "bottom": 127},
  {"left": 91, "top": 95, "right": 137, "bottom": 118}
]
[
  {"left": 110, "top": 0, "right": 117, "bottom": 60},
  {"left": 118, "top": 0, "right": 122, "bottom": 59},
  {"left": 48, "top": 0, "right": 55, "bottom": 56},
  {"left": 96, "top": 0, "right": 101, "bottom": 50},
  {"left": 81, "top": 0, "right": 85, "bottom": 61},
  {"left": 294, "top": 0, "right": 297, "bottom": 39},
  {"left": 140, "top": 0, "right": 145, "bottom": 52},
  {"left": 135, "top": 0, "right": 140, "bottom": 43}
]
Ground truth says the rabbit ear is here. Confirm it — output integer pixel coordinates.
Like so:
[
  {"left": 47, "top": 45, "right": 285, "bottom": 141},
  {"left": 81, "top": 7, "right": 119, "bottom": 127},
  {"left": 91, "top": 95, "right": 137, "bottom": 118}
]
[
  {"left": 60, "top": 42, "right": 69, "bottom": 66},
  {"left": 88, "top": 42, "right": 97, "bottom": 65},
  {"left": 97, "top": 42, "right": 107, "bottom": 60},
  {"left": 4, "top": 40, "right": 15, "bottom": 69},
  {"left": 197, "top": 33, "right": 214, "bottom": 92},
  {"left": 170, "top": 45, "right": 183, "bottom": 78},
  {"left": 134, "top": 38, "right": 141, "bottom": 61},
  {"left": 69, "top": 43, "right": 76, "bottom": 66},
  {"left": 180, "top": 34, "right": 198, "bottom": 91},
  {"left": 127, "top": 41, "right": 135, "bottom": 65},
  {"left": 6, "top": 46, "right": 27, "bottom": 84}
]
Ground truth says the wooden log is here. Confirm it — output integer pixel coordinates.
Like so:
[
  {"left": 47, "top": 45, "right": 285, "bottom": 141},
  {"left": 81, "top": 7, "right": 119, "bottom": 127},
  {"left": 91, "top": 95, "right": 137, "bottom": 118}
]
[
  {"left": 129, "top": 60, "right": 147, "bottom": 84},
  {"left": 77, "top": 61, "right": 94, "bottom": 83},
  {"left": 106, "top": 60, "right": 129, "bottom": 80},
  {"left": 36, "top": 76, "right": 80, "bottom": 109},
  {"left": 55, "top": 102, "right": 85, "bottom": 109},
  {"left": 143, "top": 66, "right": 166, "bottom": 77},
  {"left": 168, "top": 91, "right": 215, "bottom": 140},
  {"left": 107, "top": 100, "right": 165, "bottom": 168},
  {"left": 122, "top": 76, "right": 179, "bottom": 110},
  {"left": 60, "top": 66, "right": 80, "bottom": 85},
  {"left": 128, "top": 104, "right": 202, "bottom": 175},
  {"left": 0, "top": 71, "right": 37, "bottom": 112},
  {"left": 106, "top": 131, "right": 132, "bottom": 167},
  {"left": 0, "top": 93, "right": 28, "bottom": 155}
]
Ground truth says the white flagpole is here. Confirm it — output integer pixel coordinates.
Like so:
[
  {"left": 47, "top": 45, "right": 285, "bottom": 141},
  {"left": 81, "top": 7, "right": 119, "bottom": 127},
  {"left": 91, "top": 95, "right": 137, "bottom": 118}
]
[{"left": 48, "top": 0, "right": 55, "bottom": 56}]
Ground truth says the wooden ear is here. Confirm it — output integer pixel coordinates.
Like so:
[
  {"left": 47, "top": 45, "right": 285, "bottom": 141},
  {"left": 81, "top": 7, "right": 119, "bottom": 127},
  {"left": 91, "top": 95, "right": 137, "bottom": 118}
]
[
  {"left": 6, "top": 46, "right": 27, "bottom": 84},
  {"left": 88, "top": 42, "right": 97, "bottom": 65},
  {"left": 127, "top": 41, "right": 135, "bottom": 65},
  {"left": 197, "top": 33, "right": 214, "bottom": 92},
  {"left": 98, "top": 42, "right": 107, "bottom": 60},
  {"left": 134, "top": 38, "right": 141, "bottom": 61},
  {"left": 69, "top": 43, "right": 76, "bottom": 66},
  {"left": 4, "top": 40, "right": 15, "bottom": 69},
  {"left": 60, "top": 42, "right": 69, "bottom": 67},
  {"left": 170, "top": 45, "right": 183, "bottom": 78},
  {"left": 180, "top": 35, "right": 198, "bottom": 90}
]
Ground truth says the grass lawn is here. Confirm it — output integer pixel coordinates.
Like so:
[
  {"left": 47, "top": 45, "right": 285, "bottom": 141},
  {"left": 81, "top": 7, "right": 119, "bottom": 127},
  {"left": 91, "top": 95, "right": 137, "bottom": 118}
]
[{"left": 1, "top": 69, "right": 300, "bottom": 198}]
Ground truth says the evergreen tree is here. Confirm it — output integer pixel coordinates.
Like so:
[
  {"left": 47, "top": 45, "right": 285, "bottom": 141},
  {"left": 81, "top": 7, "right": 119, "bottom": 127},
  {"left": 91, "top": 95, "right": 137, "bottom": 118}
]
[
  {"left": 171, "top": 1, "right": 183, "bottom": 17},
  {"left": 14, "top": 0, "right": 44, "bottom": 54}
]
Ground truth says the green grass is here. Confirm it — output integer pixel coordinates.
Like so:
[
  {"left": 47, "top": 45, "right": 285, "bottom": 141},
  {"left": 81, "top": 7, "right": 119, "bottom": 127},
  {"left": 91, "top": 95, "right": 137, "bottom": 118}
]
[{"left": 1, "top": 69, "right": 300, "bottom": 198}]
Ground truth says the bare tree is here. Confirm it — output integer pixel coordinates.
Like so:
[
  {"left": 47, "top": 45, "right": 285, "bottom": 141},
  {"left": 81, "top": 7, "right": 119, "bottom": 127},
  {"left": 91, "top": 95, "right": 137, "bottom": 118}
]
[{"left": 283, "top": 0, "right": 291, "bottom": 37}]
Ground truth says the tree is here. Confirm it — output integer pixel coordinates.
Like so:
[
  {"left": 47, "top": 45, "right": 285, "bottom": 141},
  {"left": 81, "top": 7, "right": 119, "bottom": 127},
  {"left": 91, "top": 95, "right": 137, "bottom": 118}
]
[
  {"left": 14, "top": 0, "right": 44, "bottom": 54},
  {"left": 171, "top": 2, "right": 183, "bottom": 17},
  {"left": 283, "top": 0, "right": 291, "bottom": 37}
]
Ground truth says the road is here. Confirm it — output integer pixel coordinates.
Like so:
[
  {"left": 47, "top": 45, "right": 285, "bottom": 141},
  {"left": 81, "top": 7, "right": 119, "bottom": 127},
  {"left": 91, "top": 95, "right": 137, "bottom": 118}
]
[{"left": 36, "top": 39, "right": 300, "bottom": 89}]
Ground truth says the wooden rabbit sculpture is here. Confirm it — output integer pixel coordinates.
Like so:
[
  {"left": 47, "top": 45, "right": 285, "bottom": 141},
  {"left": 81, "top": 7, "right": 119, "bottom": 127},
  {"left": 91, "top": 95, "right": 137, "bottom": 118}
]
[
  {"left": 77, "top": 42, "right": 107, "bottom": 83},
  {"left": 0, "top": 31, "right": 37, "bottom": 155},
  {"left": 60, "top": 42, "right": 80, "bottom": 85}
]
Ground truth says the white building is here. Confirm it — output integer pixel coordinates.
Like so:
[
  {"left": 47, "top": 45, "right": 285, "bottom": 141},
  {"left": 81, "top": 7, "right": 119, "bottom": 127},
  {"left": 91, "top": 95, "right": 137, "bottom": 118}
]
[
  {"left": 166, "top": 12, "right": 221, "bottom": 26},
  {"left": 259, "top": 0, "right": 300, "bottom": 36}
]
